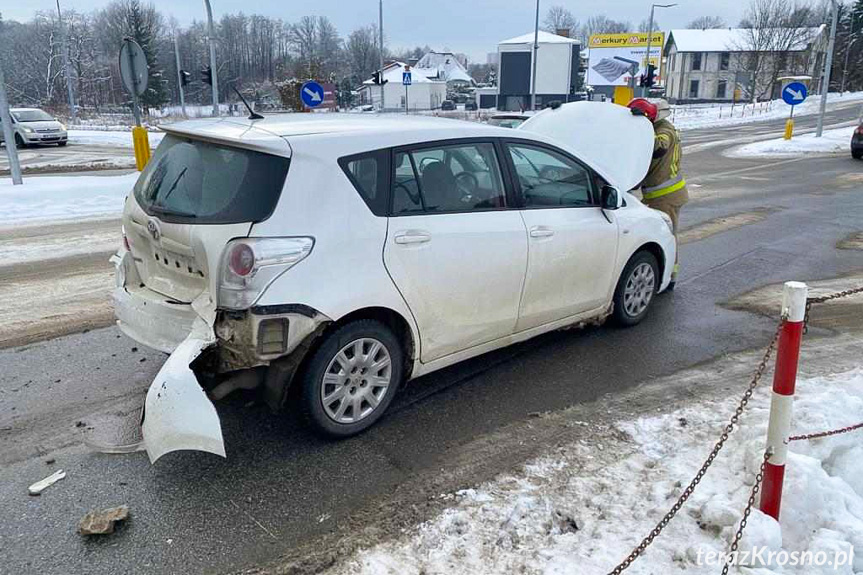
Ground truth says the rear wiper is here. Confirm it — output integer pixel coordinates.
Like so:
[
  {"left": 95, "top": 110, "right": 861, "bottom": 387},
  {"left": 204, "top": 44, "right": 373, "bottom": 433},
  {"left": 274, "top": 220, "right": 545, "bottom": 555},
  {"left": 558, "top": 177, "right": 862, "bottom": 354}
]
[{"left": 148, "top": 205, "right": 197, "bottom": 218}]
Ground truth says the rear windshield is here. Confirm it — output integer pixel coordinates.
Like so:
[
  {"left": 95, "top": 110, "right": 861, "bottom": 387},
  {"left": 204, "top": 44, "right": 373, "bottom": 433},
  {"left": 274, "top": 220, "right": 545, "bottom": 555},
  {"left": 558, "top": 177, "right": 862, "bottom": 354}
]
[{"left": 134, "top": 134, "right": 290, "bottom": 224}]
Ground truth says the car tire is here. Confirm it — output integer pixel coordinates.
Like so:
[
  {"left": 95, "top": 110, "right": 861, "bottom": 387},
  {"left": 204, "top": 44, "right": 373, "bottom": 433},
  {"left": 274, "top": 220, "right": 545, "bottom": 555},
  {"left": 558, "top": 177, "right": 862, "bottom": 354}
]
[
  {"left": 58, "top": 141, "right": 67, "bottom": 147},
  {"left": 14, "top": 134, "right": 27, "bottom": 149},
  {"left": 853, "top": 149, "right": 862, "bottom": 160},
  {"left": 300, "top": 319, "right": 403, "bottom": 438},
  {"left": 612, "top": 251, "right": 660, "bottom": 327}
]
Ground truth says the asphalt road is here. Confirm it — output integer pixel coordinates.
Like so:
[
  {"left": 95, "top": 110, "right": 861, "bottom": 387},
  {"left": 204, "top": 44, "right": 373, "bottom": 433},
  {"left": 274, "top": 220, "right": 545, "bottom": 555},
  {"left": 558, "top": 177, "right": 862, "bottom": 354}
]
[
  {"left": 0, "top": 141, "right": 136, "bottom": 175},
  {"left": 1, "top": 106, "right": 862, "bottom": 574}
]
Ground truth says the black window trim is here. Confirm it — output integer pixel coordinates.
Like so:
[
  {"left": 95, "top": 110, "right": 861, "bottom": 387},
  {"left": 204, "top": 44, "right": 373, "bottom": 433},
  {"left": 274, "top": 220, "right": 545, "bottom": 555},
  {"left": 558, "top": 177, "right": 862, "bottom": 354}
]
[
  {"left": 337, "top": 148, "right": 392, "bottom": 217},
  {"left": 388, "top": 137, "right": 515, "bottom": 217},
  {"left": 500, "top": 138, "right": 602, "bottom": 210}
]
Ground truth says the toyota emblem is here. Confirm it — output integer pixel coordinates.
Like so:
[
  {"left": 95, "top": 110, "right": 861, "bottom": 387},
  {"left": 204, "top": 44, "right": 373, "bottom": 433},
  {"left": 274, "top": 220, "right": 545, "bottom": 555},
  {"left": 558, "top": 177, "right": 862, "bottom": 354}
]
[{"left": 147, "top": 219, "right": 161, "bottom": 241}]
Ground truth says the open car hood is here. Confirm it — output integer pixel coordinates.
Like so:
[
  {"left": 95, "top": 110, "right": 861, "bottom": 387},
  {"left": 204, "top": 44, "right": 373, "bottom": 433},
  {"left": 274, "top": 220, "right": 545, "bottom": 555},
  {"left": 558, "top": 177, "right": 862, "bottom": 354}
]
[{"left": 517, "top": 101, "right": 654, "bottom": 192}]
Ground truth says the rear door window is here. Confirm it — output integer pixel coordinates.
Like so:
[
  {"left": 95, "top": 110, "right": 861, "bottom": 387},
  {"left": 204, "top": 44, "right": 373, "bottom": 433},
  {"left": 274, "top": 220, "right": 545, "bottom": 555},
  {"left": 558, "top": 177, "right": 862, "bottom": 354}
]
[
  {"left": 339, "top": 150, "right": 390, "bottom": 216},
  {"left": 391, "top": 142, "right": 507, "bottom": 214},
  {"left": 134, "top": 134, "right": 290, "bottom": 224}
]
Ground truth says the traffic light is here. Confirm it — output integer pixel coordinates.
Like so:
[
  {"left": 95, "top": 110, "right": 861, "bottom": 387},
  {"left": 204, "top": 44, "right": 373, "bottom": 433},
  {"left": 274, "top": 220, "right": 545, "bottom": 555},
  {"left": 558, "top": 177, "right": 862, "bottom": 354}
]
[
  {"left": 201, "top": 66, "right": 213, "bottom": 86},
  {"left": 644, "top": 64, "right": 657, "bottom": 88},
  {"left": 371, "top": 71, "right": 388, "bottom": 85},
  {"left": 180, "top": 70, "right": 191, "bottom": 87}
]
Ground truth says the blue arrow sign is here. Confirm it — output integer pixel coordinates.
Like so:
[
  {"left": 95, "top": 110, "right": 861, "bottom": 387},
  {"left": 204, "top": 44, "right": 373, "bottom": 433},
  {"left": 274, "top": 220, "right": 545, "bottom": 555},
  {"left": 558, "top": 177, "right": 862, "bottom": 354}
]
[
  {"left": 300, "top": 81, "right": 324, "bottom": 108},
  {"left": 782, "top": 82, "right": 808, "bottom": 106},
  {"left": 402, "top": 72, "right": 412, "bottom": 86}
]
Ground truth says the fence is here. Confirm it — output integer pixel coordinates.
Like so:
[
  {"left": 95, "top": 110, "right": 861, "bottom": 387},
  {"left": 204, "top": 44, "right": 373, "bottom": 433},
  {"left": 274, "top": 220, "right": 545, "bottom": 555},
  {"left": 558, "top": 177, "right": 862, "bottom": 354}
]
[{"left": 607, "top": 281, "right": 863, "bottom": 575}]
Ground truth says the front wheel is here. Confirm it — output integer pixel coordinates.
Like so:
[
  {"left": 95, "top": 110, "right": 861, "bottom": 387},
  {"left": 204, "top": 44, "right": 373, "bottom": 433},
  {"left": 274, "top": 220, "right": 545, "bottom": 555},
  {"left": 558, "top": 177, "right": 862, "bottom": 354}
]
[
  {"left": 300, "top": 320, "right": 403, "bottom": 438},
  {"left": 14, "top": 134, "right": 27, "bottom": 149},
  {"left": 612, "top": 251, "right": 659, "bottom": 326}
]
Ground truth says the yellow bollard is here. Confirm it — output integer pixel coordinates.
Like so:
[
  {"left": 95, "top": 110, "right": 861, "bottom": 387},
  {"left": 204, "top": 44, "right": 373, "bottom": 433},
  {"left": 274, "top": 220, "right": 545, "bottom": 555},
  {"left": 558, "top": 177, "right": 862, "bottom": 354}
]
[
  {"left": 132, "top": 126, "right": 151, "bottom": 171},
  {"left": 784, "top": 119, "right": 794, "bottom": 140}
]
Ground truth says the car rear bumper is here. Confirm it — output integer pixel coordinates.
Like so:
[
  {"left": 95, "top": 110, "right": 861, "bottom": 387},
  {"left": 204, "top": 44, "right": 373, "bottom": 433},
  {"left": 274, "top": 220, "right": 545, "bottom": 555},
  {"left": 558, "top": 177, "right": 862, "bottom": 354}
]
[{"left": 113, "top": 285, "right": 198, "bottom": 354}]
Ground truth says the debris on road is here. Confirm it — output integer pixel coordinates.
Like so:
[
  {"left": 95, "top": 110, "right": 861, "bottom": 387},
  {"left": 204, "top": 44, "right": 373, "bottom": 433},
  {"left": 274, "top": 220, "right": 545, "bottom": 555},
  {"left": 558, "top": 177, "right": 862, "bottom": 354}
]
[
  {"left": 28, "top": 469, "right": 66, "bottom": 495},
  {"left": 78, "top": 505, "right": 129, "bottom": 535}
]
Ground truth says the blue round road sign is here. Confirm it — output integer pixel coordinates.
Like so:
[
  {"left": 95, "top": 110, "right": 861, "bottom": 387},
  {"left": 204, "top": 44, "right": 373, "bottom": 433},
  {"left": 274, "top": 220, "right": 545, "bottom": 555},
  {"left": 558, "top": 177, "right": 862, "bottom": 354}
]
[
  {"left": 300, "top": 81, "right": 325, "bottom": 108},
  {"left": 782, "top": 82, "right": 808, "bottom": 106}
]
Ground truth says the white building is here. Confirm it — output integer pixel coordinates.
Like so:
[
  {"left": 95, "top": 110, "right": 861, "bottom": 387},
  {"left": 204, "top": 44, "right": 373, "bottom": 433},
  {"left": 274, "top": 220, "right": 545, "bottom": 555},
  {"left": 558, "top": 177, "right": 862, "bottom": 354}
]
[
  {"left": 496, "top": 30, "right": 582, "bottom": 111},
  {"left": 415, "top": 52, "right": 474, "bottom": 88},
  {"left": 664, "top": 27, "right": 827, "bottom": 103},
  {"left": 358, "top": 62, "right": 447, "bottom": 111}
]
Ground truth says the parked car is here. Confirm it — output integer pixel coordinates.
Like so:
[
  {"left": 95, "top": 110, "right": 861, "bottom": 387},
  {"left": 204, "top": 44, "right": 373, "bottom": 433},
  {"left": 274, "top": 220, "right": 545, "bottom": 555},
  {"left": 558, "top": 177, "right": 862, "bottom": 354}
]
[
  {"left": 464, "top": 100, "right": 478, "bottom": 111},
  {"left": 114, "top": 103, "right": 673, "bottom": 461},
  {"left": 440, "top": 100, "right": 456, "bottom": 111},
  {"left": 488, "top": 114, "right": 531, "bottom": 129},
  {"left": 0, "top": 108, "right": 68, "bottom": 148},
  {"left": 852, "top": 122, "right": 863, "bottom": 160}
]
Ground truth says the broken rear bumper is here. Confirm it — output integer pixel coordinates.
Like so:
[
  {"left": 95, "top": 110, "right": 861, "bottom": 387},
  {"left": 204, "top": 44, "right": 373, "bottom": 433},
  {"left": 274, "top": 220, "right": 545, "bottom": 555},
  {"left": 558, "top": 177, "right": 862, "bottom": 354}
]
[{"left": 113, "top": 285, "right": 198, "bottom": 354}]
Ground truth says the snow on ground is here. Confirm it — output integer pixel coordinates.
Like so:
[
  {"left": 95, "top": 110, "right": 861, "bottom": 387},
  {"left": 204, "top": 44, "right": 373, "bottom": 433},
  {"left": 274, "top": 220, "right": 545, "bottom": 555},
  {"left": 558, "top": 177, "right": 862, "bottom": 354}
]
[
  {"left": 329, "top": 369, "right": 863, "bottom": 575},
  {"left": 672, "top": 91, "right": 863, "bottom": 132},
  {"left": 68, "top": 129, "right": 165, "bottom": 148},
  {"left": 0, "top": 173, "right": 135, "bottom": 226},
  {"left": 727, "top": 126, "right": 856, "bottom": 158}
]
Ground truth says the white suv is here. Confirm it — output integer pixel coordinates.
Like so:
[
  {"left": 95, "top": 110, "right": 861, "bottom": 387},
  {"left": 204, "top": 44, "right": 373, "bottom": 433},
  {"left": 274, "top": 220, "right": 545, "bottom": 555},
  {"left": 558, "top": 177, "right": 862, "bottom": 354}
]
[{"left": 113, "top": 102, "right": 676, "bottom": 462}]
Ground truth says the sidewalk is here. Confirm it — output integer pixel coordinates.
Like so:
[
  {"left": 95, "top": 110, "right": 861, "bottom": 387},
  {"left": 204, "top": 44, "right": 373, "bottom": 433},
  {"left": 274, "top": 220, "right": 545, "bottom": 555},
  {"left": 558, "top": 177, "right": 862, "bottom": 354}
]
[{"left": 319, "top": 331, "right": 863, "bottom": 575}]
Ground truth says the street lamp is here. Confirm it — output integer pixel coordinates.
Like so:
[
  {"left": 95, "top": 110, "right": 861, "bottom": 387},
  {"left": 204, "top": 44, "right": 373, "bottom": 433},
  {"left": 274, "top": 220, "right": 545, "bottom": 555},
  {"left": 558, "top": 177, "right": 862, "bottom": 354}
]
[
  {"left": 530, "top": 0, "right": 540, "bottom": 111},
  {"left": 816, "top": 0, "right": 840, "bottom": 137},
  {"left": 204, "top": 0, "right": 219, "bottom": 117},
  {"left": 642, "top": 3, "right": 676, "bottom": 97}
]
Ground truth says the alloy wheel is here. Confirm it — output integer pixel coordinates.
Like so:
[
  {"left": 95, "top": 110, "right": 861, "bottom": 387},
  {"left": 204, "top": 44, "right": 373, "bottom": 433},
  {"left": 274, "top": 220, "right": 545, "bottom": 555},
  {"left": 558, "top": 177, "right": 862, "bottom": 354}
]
[
  {"left": 320, "top": 338, "right": 392, "bottom": 424},
  {"left": 623, "top": 262, "right": 656, "bottom": 318}
]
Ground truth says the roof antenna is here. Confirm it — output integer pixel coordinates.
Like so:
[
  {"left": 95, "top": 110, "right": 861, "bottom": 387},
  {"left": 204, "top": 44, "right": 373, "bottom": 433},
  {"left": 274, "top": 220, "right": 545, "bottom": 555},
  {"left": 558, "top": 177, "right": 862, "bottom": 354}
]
[{"left": 232, "top": 85, "right": 263, "bottom": 120}]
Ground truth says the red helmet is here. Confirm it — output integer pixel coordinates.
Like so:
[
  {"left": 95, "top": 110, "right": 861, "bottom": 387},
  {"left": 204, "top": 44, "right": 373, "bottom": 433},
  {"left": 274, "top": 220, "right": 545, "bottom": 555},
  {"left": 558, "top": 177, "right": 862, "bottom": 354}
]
[{"left": 627, "top": 98, "right": 658, "bottom": 122}]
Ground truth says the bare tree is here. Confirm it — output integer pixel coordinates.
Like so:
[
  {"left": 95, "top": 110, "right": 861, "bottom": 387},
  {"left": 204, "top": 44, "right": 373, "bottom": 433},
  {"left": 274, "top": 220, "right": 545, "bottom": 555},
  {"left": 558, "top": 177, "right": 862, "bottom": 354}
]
[
  {"left": 542, "top": 6, "right": 578, "bottom": 35},
  {"left": 638, "top": 18, "right": 662, "bottom": 33},
  {"left": 345, "top": 25, "right": 379, "bottom": 83},
  {"left": 580, "top": 14, "right": 632, "bottom": 44},
  {"left": 687, "top": 16, "right": 727, "bottom": 29},
  {"left": 734, "top": 0, "right": 818, "bottom": 101}
]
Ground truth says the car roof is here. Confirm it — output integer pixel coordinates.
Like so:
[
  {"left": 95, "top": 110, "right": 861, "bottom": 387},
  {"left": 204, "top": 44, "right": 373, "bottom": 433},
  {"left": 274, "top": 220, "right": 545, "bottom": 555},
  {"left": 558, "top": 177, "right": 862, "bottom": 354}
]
[{"left": 160, "top": 113, "right": 538, "bottom": 157}]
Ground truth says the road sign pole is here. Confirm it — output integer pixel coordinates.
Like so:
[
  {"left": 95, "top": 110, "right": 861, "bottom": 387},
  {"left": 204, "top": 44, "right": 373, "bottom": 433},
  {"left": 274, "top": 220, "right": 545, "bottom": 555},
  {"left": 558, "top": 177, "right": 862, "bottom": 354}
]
[
  {"left": 173, "top": 31, "right": 187, "bottom": 117},
  {"left": 0, "top": 54, "right": 23, "bottom": 185},
  {"left": 405, "top": 84, "right": 408, "bottom": 114},
  {"left": 816, "top": 0, "right": 840, "bottom": 138},
  {"left": 204, "top": 0, "right": 219, "bottom": 118}
]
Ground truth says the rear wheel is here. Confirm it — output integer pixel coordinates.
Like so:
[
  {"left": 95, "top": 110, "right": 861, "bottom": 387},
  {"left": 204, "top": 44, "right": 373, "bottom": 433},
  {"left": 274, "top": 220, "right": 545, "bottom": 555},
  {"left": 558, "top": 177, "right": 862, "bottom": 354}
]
[
  {"left": 852, "top": 149, "right": 862, "bottom": 160},
  {"left": 612, "top": 251, "right": 659, "bottom": 326},
  {"left": 300, "top": 320, "right": 403, "bottom": 438}
]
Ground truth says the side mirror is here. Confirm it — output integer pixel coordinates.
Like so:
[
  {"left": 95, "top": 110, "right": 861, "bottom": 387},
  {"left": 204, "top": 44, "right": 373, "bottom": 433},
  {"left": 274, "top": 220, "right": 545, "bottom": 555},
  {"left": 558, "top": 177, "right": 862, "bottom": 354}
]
[{"left": 601, "top": 185, "right": 622, "bottom": 210}]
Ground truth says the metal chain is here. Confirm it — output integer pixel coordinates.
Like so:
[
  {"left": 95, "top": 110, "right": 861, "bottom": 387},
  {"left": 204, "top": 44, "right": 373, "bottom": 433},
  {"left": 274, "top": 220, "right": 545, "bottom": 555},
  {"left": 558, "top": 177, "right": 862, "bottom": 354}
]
[
  {"left": 804, "top": 286, "right": 863, "bottom": 333},
  {"left": 789, "top": 422, "right": 863, "bottom": 442},
  {"left": 720, "top": 450, "right": 772, "bottom": 575},
  {"left": 606, "top": 322, "right": 782, "bottom": 575}
]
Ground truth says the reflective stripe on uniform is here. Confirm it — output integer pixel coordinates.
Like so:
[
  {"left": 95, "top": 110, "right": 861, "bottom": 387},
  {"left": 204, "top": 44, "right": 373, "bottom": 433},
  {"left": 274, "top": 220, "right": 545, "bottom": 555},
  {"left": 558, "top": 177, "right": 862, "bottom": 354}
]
[{"left": 643, "top": 175, "right": 686, "bottom": 200}]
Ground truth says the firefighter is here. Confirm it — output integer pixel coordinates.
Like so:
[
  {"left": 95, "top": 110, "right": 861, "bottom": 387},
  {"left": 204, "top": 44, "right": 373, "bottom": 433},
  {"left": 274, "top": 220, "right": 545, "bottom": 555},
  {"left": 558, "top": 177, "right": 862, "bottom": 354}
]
[{"left": 628, "top": 98, "right": 688, "bottom": 289}]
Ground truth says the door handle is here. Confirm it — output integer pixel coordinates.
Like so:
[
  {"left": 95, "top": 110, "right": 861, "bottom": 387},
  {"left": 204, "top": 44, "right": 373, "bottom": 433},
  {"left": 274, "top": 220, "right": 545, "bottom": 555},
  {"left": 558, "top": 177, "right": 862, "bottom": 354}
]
[
  {"left": 394, "top": 231, "right": 431, "bottom": 245},
  {"left": 529, "top": 227, "right": 554, "bottom": 238}
]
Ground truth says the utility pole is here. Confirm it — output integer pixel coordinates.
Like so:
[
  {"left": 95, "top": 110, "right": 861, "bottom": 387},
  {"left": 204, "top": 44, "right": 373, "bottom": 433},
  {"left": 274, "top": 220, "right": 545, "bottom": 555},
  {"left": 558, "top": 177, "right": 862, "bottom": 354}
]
[
  {"left": 530, "top": 0, "right": 540, "bottom": 111},
  {"left": 0, "top": 53, "right": 23, "bottom": 185},
  {"left": 841, "top": 11, "right": 858, "bottom": 95},
  {"left": 816, "top": 0, "right": 840, "bottom": 138},
  {"left": 379, "top": 0, "right": 385, "bottom": 112},
  {"left": 173, "top": 30, "right": 187, "bottom": 116},
  {"left": 642, "top": 4, "right": 676, "bottom": 97},
  {"left": 56, "top": 0, "right": 76, "bottom": 124},
  {"left": 204, "top": 0, "right": 219, "bottom": 117}
]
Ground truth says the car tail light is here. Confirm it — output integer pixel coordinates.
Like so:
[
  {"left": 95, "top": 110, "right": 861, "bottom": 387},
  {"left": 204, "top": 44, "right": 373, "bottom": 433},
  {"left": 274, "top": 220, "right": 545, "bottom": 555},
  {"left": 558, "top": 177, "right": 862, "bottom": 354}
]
[{"left": 219, "top": 237, "right": 314, "bottom": 310}]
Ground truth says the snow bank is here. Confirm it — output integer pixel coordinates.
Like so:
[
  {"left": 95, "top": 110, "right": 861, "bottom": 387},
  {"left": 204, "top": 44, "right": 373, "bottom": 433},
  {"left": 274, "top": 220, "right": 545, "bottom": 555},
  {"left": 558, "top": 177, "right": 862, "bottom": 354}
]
[
  {"left": 0, "top": 173, "right": 136, "bottom": 226},
  {"left": 673, "top": 91, "right": 863, "bottom": 132},
  {"left": 727, "top": 126, "right": 855, "bottom": 158},
  {"left": 68, "top": 130, "right": 165, "bottom": 148},
  {"left": 329, "top": 369, "right": 863, "bottom": 575}
]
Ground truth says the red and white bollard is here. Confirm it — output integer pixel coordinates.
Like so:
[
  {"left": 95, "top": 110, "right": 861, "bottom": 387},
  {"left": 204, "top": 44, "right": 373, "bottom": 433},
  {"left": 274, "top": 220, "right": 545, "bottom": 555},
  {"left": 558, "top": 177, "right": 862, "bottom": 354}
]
[{"left": 760, "top": 281, "right": 808, "bottom": 520}]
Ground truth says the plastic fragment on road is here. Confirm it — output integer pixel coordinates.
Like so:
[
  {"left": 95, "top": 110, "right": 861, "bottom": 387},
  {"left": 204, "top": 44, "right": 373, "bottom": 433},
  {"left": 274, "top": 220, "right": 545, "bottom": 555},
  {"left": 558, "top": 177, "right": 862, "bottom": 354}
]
[
  {"left": 78, "top": 505, "right": 129, "bottom": 535},
  {"left": 28, "top": 469, "right": 66, "bottom": 495}
]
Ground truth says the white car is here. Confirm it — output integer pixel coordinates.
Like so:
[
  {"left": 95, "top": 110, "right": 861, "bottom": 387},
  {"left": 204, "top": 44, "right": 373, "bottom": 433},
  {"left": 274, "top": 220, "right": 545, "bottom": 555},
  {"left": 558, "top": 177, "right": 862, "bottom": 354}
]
[
  {"left": 0, "top": 108, "right": 68, "bottom": 147},
  {"left": 113, "top": 102, "right": 675, "bottom": 462}
]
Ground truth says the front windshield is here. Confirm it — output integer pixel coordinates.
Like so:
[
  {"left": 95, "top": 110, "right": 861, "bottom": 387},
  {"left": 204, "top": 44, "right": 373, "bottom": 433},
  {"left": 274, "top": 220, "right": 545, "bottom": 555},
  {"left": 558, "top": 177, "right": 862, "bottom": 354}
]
[{"left": 12, "top": 110, "right": 55, "bottom": 122}]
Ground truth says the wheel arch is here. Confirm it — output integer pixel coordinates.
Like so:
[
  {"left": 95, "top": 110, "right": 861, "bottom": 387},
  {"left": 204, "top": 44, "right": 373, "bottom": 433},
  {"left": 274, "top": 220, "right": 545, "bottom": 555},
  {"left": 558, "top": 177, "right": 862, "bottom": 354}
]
[{"left": 633, "top": 242, "right": 666, "bottom": 286}]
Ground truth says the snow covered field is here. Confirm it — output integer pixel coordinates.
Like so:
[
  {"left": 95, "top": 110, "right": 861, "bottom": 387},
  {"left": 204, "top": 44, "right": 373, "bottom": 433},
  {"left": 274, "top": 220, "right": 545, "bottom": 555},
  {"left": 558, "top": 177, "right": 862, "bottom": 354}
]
[
  {"left": 727, "top": 126, "right": 856, "bottom": 158},
  {"left": 330, "top": 369, "right": 863, "bottom": 575},
  {"left": 0, "top": 173, "right": 135, "bottom": 227},
  {"left": 68, "top": 129, "right": 165, "bottom": 148},
  {"left": 670, "top": 91, "right": 863, "bottom": 132}
]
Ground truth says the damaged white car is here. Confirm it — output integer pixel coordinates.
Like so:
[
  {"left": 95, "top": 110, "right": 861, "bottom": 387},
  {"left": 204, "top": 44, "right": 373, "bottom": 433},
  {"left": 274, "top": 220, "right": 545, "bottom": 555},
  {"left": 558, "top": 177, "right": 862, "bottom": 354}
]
[{"left": 113, "top": 102, "right": 676, "bottom": 462}]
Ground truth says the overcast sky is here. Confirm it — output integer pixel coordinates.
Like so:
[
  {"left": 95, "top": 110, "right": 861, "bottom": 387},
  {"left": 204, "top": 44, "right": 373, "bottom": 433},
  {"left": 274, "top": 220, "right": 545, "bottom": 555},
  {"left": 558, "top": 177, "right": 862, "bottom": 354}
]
[{"left": 3, "top": 1, "right": 747, "bottom": 62}]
